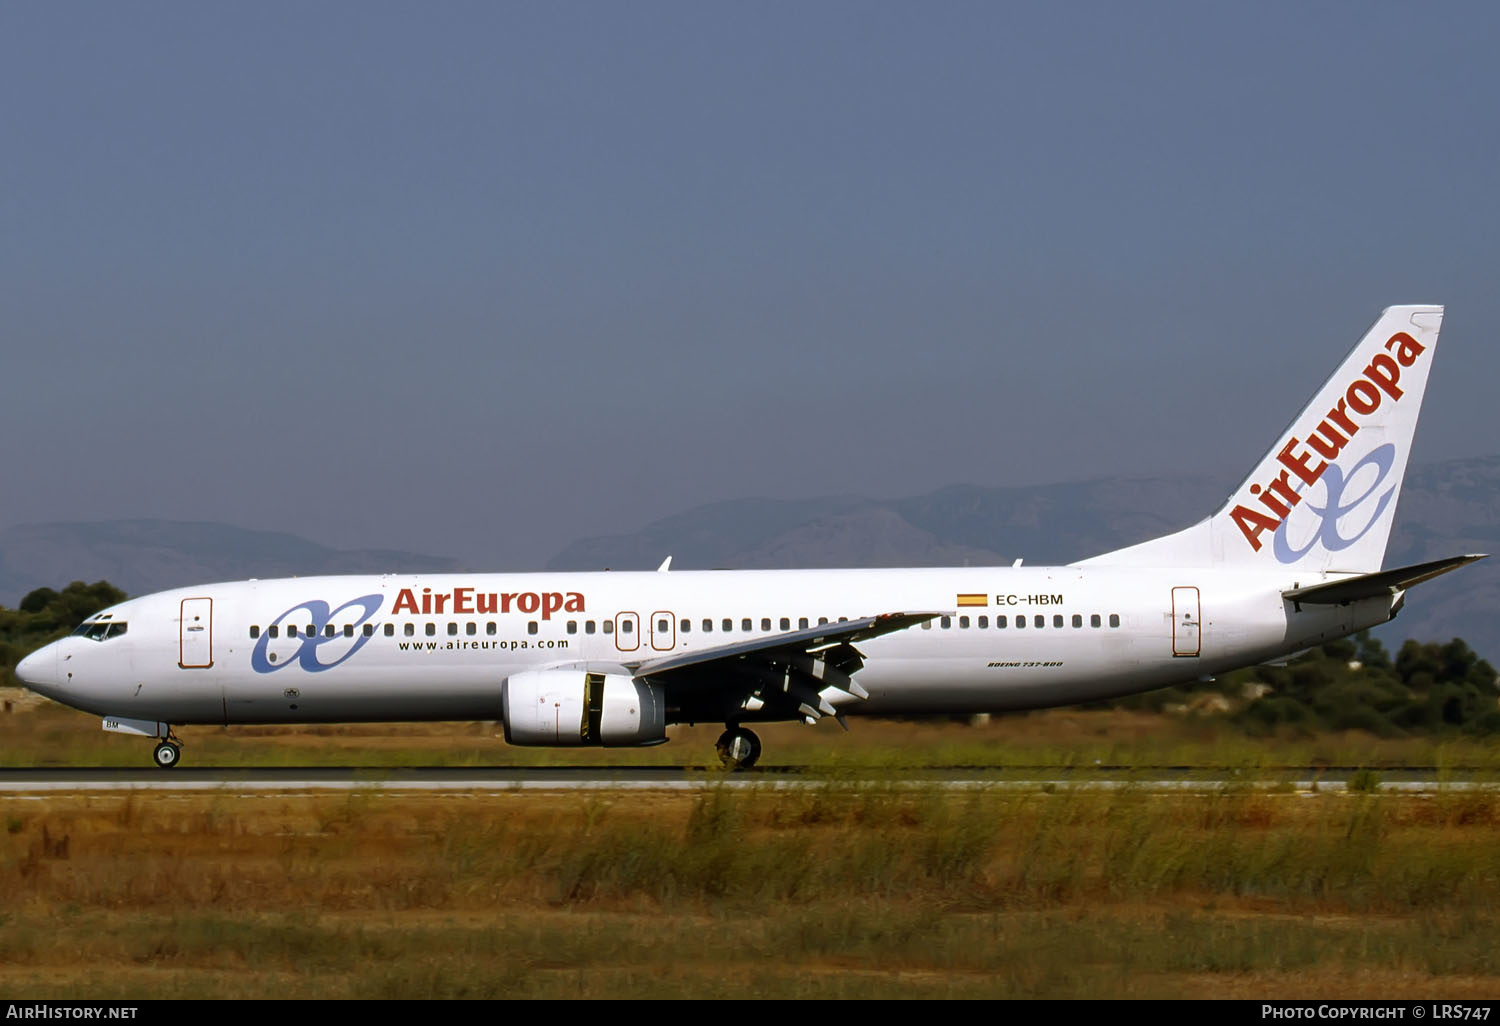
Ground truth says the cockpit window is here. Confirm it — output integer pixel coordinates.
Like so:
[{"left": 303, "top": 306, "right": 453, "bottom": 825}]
[{"left": 75, "top": 620, "right": 127, "bottom": 641}]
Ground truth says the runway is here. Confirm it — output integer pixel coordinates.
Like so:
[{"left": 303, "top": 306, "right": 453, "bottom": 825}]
[{"left": 0, "top": 765, "right": 1495, "bottom": 793}]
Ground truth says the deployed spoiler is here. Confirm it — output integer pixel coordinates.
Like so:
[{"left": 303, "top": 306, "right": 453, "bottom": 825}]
[{"left": 1282, "top": 554, "right": 1487, "bottom": 606}]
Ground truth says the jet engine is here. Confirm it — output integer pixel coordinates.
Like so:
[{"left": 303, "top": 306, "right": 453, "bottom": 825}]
[{"left": 502, "top": 669, "right": 667, "bottom": 746}]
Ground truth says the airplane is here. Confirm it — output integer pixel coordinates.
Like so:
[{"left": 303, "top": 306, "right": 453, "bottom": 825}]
[{"left": 15, "top": 305, "right": 1485, "bottom": 769}]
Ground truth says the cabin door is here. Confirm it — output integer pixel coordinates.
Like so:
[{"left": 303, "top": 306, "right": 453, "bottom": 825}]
[
  {"left": 179, "top": 597, "right": 214, "bottom": 669},
  {"left": 1171, "top": 587, "right": 1201, "bottom": 657}
]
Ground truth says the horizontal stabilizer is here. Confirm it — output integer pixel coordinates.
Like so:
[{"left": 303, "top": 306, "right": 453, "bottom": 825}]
[{"left": 1282, "top": 554, "right": 1487, "bottom": 605}]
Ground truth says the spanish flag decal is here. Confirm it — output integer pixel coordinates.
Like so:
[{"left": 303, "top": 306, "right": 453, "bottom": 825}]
[{"left": 956, "top": 593, "right": 988, "bottom": 607}]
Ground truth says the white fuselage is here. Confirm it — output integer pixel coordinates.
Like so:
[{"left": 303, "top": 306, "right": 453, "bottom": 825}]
[
  {"left": 20, "top": 565, "right": 1393, "bottom": 727},
  {"left": 11, "top": 305, "right": 1452, "bottom": 768}
]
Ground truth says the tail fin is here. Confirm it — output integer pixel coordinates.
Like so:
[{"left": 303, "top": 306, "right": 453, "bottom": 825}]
[{"left": 1077, "top": 305, "right": 1444, "bottom": 572}]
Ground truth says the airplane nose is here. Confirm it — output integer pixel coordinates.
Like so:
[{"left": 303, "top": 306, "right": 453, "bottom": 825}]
[{"left": 15, "top": 645, "right": 58, "bottom": 690}]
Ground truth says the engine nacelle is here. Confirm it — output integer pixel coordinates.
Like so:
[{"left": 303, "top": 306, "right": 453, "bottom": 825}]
[{"left": 502, "top": 670, "right": 667, "bottom": 747}]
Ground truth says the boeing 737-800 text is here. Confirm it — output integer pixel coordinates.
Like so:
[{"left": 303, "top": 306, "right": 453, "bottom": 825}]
[{"left": 16, "top": 305, "right": 1484, "bottom": 768}]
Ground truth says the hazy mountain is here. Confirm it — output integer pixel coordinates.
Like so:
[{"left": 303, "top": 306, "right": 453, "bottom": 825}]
[
  {"left": 0, "top": 520, "right": 467, "bottom": 603},
  {"left": 550, "top": 455, "right": 1500, "bottom": 660},
  {"left": 4, "top": 455, "right": 1496, "bottom": 660}
]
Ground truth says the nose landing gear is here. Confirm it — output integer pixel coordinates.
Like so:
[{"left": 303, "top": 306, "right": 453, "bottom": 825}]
[
  {"left": 715, "top": 726, "right": 761, "bottom": 770},
  {"left": 102, "top": 717, "right": 184, "bottom": 768},
  {"left": 151, "top": 729, "right": 183, "bottom": 769}
]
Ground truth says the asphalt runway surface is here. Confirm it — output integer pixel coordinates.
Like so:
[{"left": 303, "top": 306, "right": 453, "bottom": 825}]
[{"left": 1, "top": 765, "right": 1496, "bottom": 793}]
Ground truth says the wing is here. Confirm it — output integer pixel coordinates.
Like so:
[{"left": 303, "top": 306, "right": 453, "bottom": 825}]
[{"left": 628, "top": 611, "right": 941, "bottom": 724}]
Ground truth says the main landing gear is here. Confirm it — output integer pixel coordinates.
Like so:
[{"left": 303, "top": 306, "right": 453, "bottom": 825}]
[
  {"left": 716, "top": 726, "right": 761, "bottom": 770},
  {"left": 152, "top": 729, "right": 183, "bottom": 769}
]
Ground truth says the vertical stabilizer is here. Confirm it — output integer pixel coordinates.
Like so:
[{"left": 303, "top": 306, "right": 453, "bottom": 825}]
[{"left": 1077, "top": 305, "right": 1443, "bottom": 572}]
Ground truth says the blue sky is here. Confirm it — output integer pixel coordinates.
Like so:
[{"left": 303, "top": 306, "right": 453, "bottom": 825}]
[{"left": 3, "top": 2, "right": 1497, "bottom": 567}]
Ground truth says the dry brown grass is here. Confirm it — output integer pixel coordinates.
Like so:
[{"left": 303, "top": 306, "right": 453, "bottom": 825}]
[
  {"left": 4, "top": 696, "right": 1500, "bottom": 997},
  {"left": 3, "top": 785, "right": 1500, "bottom": 998}
]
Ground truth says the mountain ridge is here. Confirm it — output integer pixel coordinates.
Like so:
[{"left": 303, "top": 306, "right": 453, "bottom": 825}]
[{"left": 4, "top": 454, "right": 1495, "bottom": 659}]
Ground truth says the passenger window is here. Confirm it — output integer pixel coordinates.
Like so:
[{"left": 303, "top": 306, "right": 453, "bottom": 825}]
[
  {"left": 269, "top": 625, "right": 279, "bottom": 639},
  {"left": 761, "top": 618, "right": 771, "bottom": 631},
  {"left": 798, "top": 617, "right": 809, "bottom": 630},
  {"left": 622, "top": 620, "right": 633, "bottom": 634},
  {"left": 703, "top": 619, "right": 713, "bottom": 632},
  {"left": 742, "top": 618, "right": 752, "bottom": 632},
  {"left": 680, "top": 619, "right": 690, "bottom": 633},
  {"left": 363, "top": 624, "right": 374, "bottom": 637},
  {"left": 287, "top": 625, "right": 298, "bottom": 638},
  {"left": 780, "top": 618, "right": 790, "bottom": 631},
  {"left": 1091, "top": 614, "right": 1101, "bottom": 628},
  {"left": 922, "top": 620, "right": 933, "bottom": 630},
  {"left": 448, "top": 623, "right": 458, "bottom": 637},
  {"left": 250, "top": 625, "right": 260, "bottom": 639},
  {"left": 1071, "top": 614, "right": 1082, "bottom": 628},
  {"left": 405, "top": 623, "right": 415, "bottom": 637},
  {"left": 585, "top": 621, "right": 596, "bottom": 635},
  {"left": 1109, "top": 614, "right": 1121, "bottom": 628},
  {"left": 722, "top": 618, "right": 732, "bottom": 632},
  {"left": 528, "top": 621, "right": 538, "bottom": 635},
  {"left": 996, "top": 616, "right": 1006, "bottom": 628},
  {"left": 466, "top": 622, "right": 477, "bottom": 636},
  {"left": 1053, "top": 615, "right": 1063, "bottom": 628},
  {"left": 1016, "top": 616, "right": 1025, "bottom": 629},
  {"left": 940, "top": 616, "right": 951, "bottom": 629},
  {"left": 818, "top": 617, "right": 828, "bottom": 626},
  {"left": 425, "top": 623, "right": 436, "bottom": 637},
  {"left": 487, "top": 622, "right": 496, "bottom": 635},
  {"left": 569, "top": 621, "right": 579, "bottom": 635},
  {"left": 344, "top": 624, "right": 355, "bottom": 638},
  {"left": 1034, "top": 615, "right": 1044, "bottom": 628},
  {"left": 959, "top": 616, "right": 969, "bottom": 629},
  {"left": 977, "top": 616, "right": 988, "bottom": 628},
  {"left": 307, "top": 625, "right": 315, "bottom": 637},
  {"left": 603, "top": 620, "right": 614, "bottom": 634},
  {"left": 383, "top": 624, "right": 393, "bottom": 637},
  {"left": 658, "top": 619, "right": 670, "bottom": 633}
]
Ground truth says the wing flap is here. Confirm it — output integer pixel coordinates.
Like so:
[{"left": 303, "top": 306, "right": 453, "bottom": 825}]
[
  {"left": 633, "top": 611, "right": 940, "bottom": 679},
  {"left": 631, "top": 610, "right": 941, "bottom": 723}
]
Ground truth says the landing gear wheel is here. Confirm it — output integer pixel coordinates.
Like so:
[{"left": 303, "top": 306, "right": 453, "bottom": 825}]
[
  {"left": 716, "top": 727, "right": 761, "bottom": 770},
  {"left": 152, "top": 741, "right": 181, "bottom": 769}
]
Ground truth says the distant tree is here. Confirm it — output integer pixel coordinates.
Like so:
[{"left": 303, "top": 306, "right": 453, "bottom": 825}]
[
  {"left": 1233, "top": 633, "right": 1500, "bottom": 737},
  {"left": 1321, "top": 637, "right": 1357, "bottom": 663},
  {"left": 18, "top": 588, "right": 58, "bottom": 614},
  {"left": 1355, "top": 631, "right": 1393, "bottom": 672}
]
